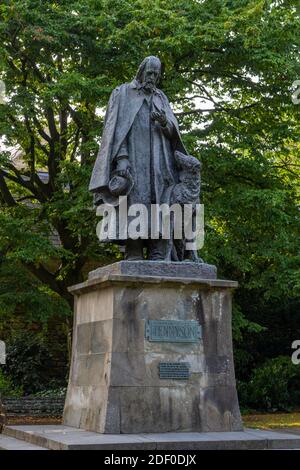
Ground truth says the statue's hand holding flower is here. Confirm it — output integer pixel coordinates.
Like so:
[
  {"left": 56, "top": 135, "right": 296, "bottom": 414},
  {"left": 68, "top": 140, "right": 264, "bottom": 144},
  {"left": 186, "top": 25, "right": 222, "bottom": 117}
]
[{"left": 151, "top": 109, "right": 167, "bottom": 127}]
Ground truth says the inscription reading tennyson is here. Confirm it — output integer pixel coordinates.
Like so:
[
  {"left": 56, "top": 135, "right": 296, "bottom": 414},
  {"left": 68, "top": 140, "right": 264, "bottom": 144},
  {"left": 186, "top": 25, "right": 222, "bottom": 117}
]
[{"left": 145, "top": 320, "right": 202, "bottom": 343}]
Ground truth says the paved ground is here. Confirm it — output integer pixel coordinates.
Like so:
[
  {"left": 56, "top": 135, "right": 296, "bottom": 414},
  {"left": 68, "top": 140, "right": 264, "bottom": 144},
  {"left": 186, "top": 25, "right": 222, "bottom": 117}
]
[
  {"left": 2, "top": 425, "right": 300, "bottom": 450},
  {"left": 273, "top": 427, "right": 300, "bottom": 435},
  {"left": 0, "top": 434, "right": 46, "bottom": 450}
]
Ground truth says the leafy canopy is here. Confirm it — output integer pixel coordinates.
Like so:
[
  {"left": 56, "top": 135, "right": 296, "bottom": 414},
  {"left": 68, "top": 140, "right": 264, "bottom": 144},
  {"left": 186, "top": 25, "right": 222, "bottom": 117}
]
[{"left": 0, "top": 0, "right": 299, "bottom": 350}]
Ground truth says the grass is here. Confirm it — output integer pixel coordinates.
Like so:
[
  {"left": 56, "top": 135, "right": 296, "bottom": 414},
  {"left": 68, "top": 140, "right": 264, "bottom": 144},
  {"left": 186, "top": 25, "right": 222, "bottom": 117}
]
[
  {"left": 243, "top": 411, "right": 300, "bottom": 430},
  {"left": 7, "top": 416, "right": 62, "bottom": 425}
]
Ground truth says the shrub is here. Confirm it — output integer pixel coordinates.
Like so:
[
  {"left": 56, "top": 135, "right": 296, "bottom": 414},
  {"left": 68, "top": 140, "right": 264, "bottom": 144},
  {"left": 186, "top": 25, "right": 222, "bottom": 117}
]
[
  {"left": 238, "top": 356, "right": 300, "bottom": 411},
  {"left": 0, "top": 369, "right": 23, "bottom": 397},
  {"left": 4, "top": 331, "right": 66, "bottom": 395},
  {"left": 32, "top": 387, "right": 67, "bottom": 398}
]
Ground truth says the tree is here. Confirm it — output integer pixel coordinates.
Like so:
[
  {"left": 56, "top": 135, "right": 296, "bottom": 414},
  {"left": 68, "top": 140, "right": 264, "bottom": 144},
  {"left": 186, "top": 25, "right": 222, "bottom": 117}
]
[{"left": 0, "top": 0, "right": 299, "bottom": 372}]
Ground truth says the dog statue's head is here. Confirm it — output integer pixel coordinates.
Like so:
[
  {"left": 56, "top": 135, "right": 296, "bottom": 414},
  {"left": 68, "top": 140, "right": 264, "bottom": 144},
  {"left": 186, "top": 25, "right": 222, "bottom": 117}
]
[{"left": 174, "top": 150, "right": 201, "bottom": 173}]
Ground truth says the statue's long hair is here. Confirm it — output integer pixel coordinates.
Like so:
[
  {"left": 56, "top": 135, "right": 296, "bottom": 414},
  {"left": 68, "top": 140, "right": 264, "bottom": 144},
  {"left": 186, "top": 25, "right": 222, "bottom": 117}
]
[{"left": 135, "top": 56, "right": 162, "bottom": 84}]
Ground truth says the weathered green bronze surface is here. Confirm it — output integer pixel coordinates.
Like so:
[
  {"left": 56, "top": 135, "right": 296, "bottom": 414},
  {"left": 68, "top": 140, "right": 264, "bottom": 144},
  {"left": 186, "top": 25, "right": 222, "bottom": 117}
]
[{"left": 145, "top": 320, "right": 202, "bottom": 343}]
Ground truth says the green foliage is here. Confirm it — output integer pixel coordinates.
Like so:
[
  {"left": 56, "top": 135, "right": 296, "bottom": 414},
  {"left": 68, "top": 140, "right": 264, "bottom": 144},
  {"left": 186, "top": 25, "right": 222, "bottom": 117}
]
[
  {"left": 0, "top": 369, "right": 23, "bottom": 397},
  {"left": 31, "top": 387, "right": 66, "bottom": 398},
  {"left": 0, "top": 0, "right": 299, "bottom": 408},
  {"left": 0, "top": 258, "right": 70, "bottom": 327},
  {"left": 4, "top": 331, "right": 67, "bottom": 395},
  {"left": 232, "top": 303, "right": 265, "bottom": 343},
  {"left": 238, "top": 356, "right": 300, "bottom": 411},
  {"left": 0, "top": 0, "right": 298, "bottom": 305}
]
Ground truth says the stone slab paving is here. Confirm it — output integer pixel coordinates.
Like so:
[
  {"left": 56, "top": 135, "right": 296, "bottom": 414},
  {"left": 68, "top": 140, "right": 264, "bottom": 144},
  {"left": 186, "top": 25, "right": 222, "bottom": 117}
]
[
  {"left": 273, "top": 427, "right": 300, "bottom": 435},
  {"left": 3, "top": 425, "right": 300, "bottom": 450},
  {"left": 0, "top": 434, "right": 46, "bottom": 450}
]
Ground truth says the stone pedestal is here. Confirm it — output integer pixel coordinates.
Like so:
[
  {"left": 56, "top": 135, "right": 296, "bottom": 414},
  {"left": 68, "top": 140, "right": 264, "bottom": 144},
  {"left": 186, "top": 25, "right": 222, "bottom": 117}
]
[{"left": 63, "top": 261, "right": 243, "bottom": 434}]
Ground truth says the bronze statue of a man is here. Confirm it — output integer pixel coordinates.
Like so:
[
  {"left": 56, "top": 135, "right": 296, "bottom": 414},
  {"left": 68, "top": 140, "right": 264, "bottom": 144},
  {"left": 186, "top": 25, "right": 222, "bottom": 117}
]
[{"left": 89, "top": 56, "right": 200, "bottom": 261}]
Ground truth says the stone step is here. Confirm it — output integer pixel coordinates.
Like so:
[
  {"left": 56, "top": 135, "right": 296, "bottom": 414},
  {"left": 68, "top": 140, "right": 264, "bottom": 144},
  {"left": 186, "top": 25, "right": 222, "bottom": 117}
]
[
  {"left": 3, "top": 425, "right": 300, "bottom": 450},
  {"left": 3, "top": 425, "right": 67, "bottom": 450},
  {"left": 0, "top": 433, "right": 47, "bottom": 450}
]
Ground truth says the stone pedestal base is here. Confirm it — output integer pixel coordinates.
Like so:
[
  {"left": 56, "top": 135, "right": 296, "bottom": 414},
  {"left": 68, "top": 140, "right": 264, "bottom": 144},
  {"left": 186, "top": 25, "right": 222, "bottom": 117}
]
[{"left": 63, "top": 261, "right": 243, "bottom": 434}]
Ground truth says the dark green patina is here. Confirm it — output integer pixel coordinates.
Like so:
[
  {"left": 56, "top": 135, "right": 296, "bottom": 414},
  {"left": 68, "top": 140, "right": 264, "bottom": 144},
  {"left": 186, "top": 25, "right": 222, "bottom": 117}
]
[{"left": 145, "top": 320, "right": 202, "bottom": 343}]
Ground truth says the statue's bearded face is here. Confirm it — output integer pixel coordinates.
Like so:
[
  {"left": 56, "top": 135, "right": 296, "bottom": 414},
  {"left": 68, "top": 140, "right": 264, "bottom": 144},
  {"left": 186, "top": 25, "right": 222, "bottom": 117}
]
[{"left": 142, "top": 61, "right": 161, "bottom": 92}]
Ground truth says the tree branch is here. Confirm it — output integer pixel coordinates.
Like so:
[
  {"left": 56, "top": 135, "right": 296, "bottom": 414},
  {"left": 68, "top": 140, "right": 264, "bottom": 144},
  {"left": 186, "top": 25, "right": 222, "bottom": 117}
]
[
  {"left": 25, "top": 262, "right": 73, "bottom": 307},
  {"left": 70, "top": 128, "right": 80, "bottom": 162},
  {"left": 0, "top": 173, "right": 17, "bottom": 206},
  {"left": 175, "top": 107, "right": 216, "bottom": 117},
  {"left": 32, "top": 116, "right": 52, "bottom": 143}
]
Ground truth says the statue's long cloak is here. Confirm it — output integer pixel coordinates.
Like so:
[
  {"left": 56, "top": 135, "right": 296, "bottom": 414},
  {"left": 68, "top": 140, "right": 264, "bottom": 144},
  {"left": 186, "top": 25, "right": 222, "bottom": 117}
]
[{"left": 89, "top": 80, "right": 187, "bottom": 200}]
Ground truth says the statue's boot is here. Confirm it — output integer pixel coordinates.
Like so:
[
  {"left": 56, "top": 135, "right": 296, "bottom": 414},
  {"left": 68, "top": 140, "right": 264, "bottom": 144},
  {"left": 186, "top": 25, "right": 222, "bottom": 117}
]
[
  {"left": 125, "top": 239, "right": 144, "bottom": 261},
  {"left": 148, "top": 239, "right": 169, "bottom": 261}
]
